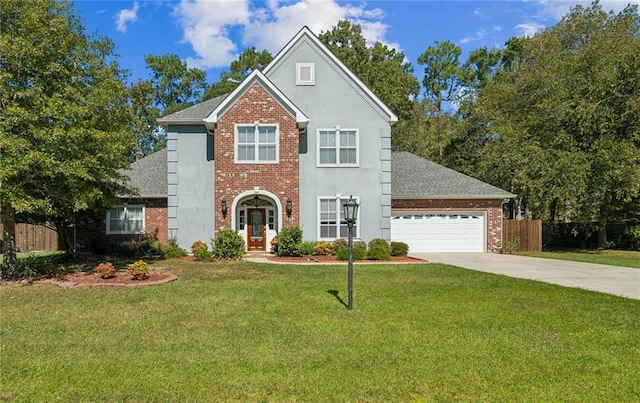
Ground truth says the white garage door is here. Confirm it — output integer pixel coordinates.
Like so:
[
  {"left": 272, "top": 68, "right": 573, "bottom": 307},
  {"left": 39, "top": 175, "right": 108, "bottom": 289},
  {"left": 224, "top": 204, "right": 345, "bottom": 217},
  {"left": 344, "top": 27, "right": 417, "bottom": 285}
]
[{"left": 391, "top": 213, "right": 486, "bottom": 253}]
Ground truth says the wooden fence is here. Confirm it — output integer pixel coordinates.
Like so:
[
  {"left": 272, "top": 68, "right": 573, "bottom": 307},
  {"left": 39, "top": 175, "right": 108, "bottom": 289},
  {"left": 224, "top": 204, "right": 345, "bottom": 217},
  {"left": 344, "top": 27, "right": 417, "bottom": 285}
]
[
  {"left": 0, "top": 223, "right": 58, "bottom": 252},
  {"left": 503, "top": 219, "right": 542, "bottom": 252}
]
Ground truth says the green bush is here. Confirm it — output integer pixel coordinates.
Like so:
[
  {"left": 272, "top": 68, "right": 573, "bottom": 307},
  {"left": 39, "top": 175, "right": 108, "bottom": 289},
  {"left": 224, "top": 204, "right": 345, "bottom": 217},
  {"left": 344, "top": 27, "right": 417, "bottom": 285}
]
[
  {"left": 7, "top": 252, "right": 65, "bottom": 279},
  {"left": 354, "top": 240, "right": 367, "bottom": 253},
  {"left": 367, "top": 238, "right": 391, "bottom": 261},
  {"left": 336, "top": 247, "right": 365, "bottom": 261},
  {"left": 126, "top": 260, "right": 149, "bottom": 280},
  {"left": 191, "top": 240, "right": 208, "bottom": 256},
  {"left": 95, "top": 262, "right": 116, "bottom": 279},
  {"left": 195, "top": 249, "right": 215, "bottom": 262},
  {"left": 116, "top": 241, "right": 137, "bottom": 257},
  {"left": 626, "top": 225, "right": 640, "bottom": 251},
  {"left": 163, "top": 245, "right": 188, "bottom": 259},
  {"left": 502, "top": 237, "right": 521, "bottom": 254},
  {"left": 277, "top": 226, "right": 303, "bottom": 257},
  {"left": 300, "top": 241, "right": 317, "bottom": 256},
  {"left": 391, "top": 241, "right": 409, "bottom": 256},
  {"left": 333, "top": 238, "right": 348, "bottom": 254},
  {"left": 212, "top": 229, "right": 245, "bottom": 260},
  {"left": 136, "top": 238, "right": 164, "bottom": 257},
  {"left": 313, "top": 241, "right": 333, "bottom": 256}
]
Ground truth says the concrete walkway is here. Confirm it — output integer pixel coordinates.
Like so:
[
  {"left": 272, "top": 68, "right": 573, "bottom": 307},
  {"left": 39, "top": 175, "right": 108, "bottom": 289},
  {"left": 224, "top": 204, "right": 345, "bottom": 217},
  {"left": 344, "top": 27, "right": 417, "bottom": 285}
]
[{"left": 411, "top": 253, "right": 640, "bottom": 300}]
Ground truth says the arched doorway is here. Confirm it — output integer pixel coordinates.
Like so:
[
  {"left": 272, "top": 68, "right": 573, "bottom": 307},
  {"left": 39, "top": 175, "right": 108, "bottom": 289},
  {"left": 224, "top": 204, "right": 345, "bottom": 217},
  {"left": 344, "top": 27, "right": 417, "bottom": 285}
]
[{"left": 233, "top": 192, "right": 281, "bottom": 252}]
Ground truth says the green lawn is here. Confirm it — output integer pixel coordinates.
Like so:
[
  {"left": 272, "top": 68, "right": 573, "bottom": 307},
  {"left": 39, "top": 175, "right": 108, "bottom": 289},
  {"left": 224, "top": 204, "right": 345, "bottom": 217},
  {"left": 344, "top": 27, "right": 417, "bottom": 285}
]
[
  {"left": 2, "top": 260, "right": 639, "bottom": 401},
  {"left": 519, "top": 249, "right": 640, "bottom": 269}
]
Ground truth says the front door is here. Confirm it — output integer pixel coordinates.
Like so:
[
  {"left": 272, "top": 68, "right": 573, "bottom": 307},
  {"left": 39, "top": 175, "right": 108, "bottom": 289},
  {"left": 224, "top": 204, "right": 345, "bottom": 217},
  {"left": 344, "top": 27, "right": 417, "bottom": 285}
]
[{"left": 247, "top": 209, "right": 266, "bottom": 251}]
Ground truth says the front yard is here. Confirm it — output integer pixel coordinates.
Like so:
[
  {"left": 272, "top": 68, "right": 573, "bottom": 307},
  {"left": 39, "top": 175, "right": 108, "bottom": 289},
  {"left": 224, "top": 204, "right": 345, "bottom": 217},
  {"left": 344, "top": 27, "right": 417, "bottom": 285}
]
[
  {"left": 519, "top": 248, "right": 640, "bottom": 269},
  {"left": 1, "top": 259, "right": 639, "bottom": 401}
]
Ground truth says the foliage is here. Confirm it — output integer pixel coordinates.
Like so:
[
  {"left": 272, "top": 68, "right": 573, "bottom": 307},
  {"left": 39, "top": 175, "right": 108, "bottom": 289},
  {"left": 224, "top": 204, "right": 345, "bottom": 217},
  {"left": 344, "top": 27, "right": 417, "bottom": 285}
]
[
  {"left": 391, "top": 241, "right": 409, "bottom": 256},
  {"left": 195, "top": 249, "right": 215, "bottom": 262},
  {"left": 276, "top": 226, "right": 303, "bottom": 257},
  {"left": 0, "top": 0, "right": 135, "bottom": 272},
  {"left": 299, "top": 241, "right": 317, "bottom": 256},
  {"left": 163, "top": 245, "right": 188, "bottom": 259},
  {"left": 319, "top": 20, "right": 420, "bottom": 120},
  {"left": 126, "top": 260, "right": 149, "bottom": 280},
  {"left": 191, "top": 240, "right": 208, "bottom": 256},
  {"left": 354, "top": 240, "right": 367, "bottom": 253},
  {"left": 332, "top": 238, "right": 348, "bottom": 254},
  {"left": 625, "top": 225, "right": 640, "bottom": 251},
  {"left": 471, "top": 2, "right": 640, "bottom": 246},
  {"left": 336, "top": 246, "right": 365, "bottom": 261},
  {"left": 136, "top": 238, "right": 164, "bottom": 257},
  {"left": 95, "top": 262, "right": 116, "bottom": 279},
  {"left": 4, "top": 252, "right": 65, "bottom": 279},
  {"left": 312, "top": 241, "right": 333, "bottom": 256},
  {"left": 211, "top": 229, "right": 244, "bottom": 260},
  {"left": 367, "top": 238, "right": 391, "bottom": 261},
  {"left": 204, "top": 47, "right": 273, "bottom": 100},
  {"left": 502, "top": 238, "right": 521, "bottom": 255}
]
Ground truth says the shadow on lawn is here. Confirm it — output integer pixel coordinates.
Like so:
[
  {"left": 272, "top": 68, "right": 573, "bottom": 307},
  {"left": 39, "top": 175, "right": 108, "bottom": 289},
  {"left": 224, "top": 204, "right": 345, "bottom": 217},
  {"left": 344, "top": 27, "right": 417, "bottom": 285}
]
[{"left": 327, "top": 289, "right": 347, "bottom": 308}]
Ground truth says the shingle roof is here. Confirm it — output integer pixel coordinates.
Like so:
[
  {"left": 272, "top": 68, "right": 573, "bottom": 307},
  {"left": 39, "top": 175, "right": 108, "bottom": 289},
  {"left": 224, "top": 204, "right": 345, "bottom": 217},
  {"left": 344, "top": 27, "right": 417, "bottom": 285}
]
[
  {"left": 121, "top": 149, "right": 514, "bottom": 200},
  {"left": 391, "top": 151, "right": 515, "bottom": 199},
  {"left": 121, "top": 149, "right": 167, "bottom": 198},
  {"left": 157, "top": 94, "right": 228, "bottom": 123}
]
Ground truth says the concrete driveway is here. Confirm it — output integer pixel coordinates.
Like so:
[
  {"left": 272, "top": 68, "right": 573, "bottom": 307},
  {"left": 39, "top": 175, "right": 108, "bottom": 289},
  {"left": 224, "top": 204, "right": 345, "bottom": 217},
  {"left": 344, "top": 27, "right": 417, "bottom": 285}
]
[{"left": 410, "top": 253, "right": 640, "bottom": 300}]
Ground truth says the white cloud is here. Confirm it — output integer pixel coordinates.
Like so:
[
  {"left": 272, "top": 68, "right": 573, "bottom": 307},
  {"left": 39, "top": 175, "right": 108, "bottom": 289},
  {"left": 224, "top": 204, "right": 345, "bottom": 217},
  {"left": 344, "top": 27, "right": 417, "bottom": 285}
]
[
  {"left": 535, "top": 0, "right": 640, "bottom": 19},
  {"left": 515, "top": 22, "right": 545, "bottom": 37},
  {"left": 473, "top": 9, "right": 488, "bottom": 19},
  {"left": 174, "top": 0, "right": 391, "bottom": 70},
  {"left": 460, "top": 29, "right": 487, "bottom": 44},
  {"left": 115, "top": 2, "right": 140, "bottom": 33}
]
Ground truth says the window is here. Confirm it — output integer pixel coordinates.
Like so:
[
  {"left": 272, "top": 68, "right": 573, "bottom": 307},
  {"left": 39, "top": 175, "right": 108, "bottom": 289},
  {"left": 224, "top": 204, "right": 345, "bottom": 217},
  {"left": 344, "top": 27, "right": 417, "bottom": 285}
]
[
  {"left": 296, "top": 63, "right": 315, "bottom": 85},
  {"left": 318, "top": 196, "right": 359, "bottom": 239},
  {"left": 318, "top": 128, "right": 358, "bottom": 166},
  {"left": 106, "top": 205, "right": 144, "bottom": 234},
  {"left": 235, "top": 124, "right": 278, "bottom": 163}
]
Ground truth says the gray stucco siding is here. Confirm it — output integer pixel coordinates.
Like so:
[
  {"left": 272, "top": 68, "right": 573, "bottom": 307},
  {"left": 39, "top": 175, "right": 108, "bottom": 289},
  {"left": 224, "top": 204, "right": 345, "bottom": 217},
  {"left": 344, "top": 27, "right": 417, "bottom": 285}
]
[{"left": 166, "top": 124, "right": 214, "bottom": 249}]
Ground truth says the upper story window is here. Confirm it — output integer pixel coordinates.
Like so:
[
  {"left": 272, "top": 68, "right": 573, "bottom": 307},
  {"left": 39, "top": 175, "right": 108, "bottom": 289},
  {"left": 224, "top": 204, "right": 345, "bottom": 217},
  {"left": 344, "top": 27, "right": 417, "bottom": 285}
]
[
  {"left": 235, "top": 124, "right": 279, "bottom": 163},
  {"left": 106, "top": 205, "right": 144, "bottom": 234},
  {"left": 318, "top": 128, "right": 359, "bottom": 167},
  {"left": 296, "top": 63, "right": 315, "bottom": 85}
]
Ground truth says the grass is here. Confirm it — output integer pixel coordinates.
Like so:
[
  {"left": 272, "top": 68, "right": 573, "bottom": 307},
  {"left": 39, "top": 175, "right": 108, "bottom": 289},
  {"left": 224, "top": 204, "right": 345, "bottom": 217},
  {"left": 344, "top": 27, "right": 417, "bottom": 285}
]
[
  {"left": 1, "top": 259, "right": 639, "bottom": 401},
  {"left": 519, "top": 248, "right": 640, "bottom": 269}
]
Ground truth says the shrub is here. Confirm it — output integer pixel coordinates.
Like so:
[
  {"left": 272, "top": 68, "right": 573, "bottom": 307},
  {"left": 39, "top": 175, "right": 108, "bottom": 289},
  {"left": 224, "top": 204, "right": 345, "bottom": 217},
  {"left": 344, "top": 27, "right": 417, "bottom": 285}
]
[
  {"left": 116, "top": 241, "right": 137, "bottom": 257},
  {"left": 8, "top": 252, "right": 65, "bottom": 279},
  {"left": 367, "top": 238, "right": 391, "bottom": 261},
  {"left": 391, "top": 241, "right": 409, "bottom": 256},
  {"left": 354, "top": 240, "right": 367, "bottom": 253},
  {"left": 313, "top": 241, "right": 333, "bottom": 256},
  {"left": 127, "top": 260, "right": 149, "bottom": 280},
  {"left": 191, "top": 240, "right": 208, "bottom": 256},
  {"left": 626, "top": 225, "right": 640, "bottom": 251},
  {"left": 300, "top": 241, "right": 317, "bottom": 256},
  {"left": 194, "top": 249, "right": 214, "bottom": 262},
  {"left": 333, "top": 238, "right": 348, "bottom": 254},
  {"left": 212, "top": 229, "right": 244, "bottom": 260},
  {"left": 336, "top": 247, "right": 365, "bottom": 261},
  {"left": 95, "top": 262, "right": 116, "bottom": 279},
  {"left": 277, "top": 226, "right": 303, "bottom": 257},
  {"left": 502, "top": 237, "right": 521, "bottom": 254},
  {"left": 136, "top": 238, "right": 164, "bottom": 257},
  {"left": 163, "top": 245, "right": 188, "bottom": 259}
]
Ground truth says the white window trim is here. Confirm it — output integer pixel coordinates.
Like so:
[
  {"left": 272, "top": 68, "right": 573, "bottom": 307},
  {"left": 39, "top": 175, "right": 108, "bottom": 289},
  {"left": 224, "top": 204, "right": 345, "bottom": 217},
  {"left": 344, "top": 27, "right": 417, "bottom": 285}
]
[
  {"left": 106, "top": 205, "right": 145, "bottom": 235},
  {"left": 316, "top": 128, "right": 359, "bottom": 167},
  {"left": 296, "top": 63, "right": 315, "bottom": 85},
  {"left": 234, "top": 123, "right": 280, "bottom": 164},
  {"left": 317, "top": 195, "right": 360, "bottom": 240}
]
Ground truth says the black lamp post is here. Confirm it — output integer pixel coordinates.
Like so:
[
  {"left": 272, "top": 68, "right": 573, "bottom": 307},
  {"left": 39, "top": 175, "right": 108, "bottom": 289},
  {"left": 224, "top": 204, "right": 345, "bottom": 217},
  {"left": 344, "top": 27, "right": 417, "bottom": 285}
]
[{"left": 342, "top": 195, "right": 359, "bottom": 310}]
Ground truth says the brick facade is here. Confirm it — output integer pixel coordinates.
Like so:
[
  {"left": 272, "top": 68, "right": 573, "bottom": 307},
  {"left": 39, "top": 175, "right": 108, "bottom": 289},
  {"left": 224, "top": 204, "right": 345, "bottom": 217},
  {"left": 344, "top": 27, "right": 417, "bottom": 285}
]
[
  {"left": 214, "top": 83, "right": 300, "bottom": 231},
  {"left": 392, "top": 198, "right": 505, "bottom": 252}
]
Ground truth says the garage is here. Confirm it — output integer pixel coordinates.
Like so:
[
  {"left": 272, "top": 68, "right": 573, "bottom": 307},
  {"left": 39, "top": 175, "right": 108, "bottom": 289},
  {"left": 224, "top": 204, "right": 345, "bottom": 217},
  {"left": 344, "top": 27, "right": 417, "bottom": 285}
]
[{"left": 391, "top": 212, "right": 486, "bottom": 253}]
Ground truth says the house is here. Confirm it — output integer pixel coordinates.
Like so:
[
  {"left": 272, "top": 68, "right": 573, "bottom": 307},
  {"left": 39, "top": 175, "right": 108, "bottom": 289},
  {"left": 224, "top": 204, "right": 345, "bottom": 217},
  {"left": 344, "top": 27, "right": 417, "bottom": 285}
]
[{"left": 107, "top": 27, "right": 514, "bottom": 253}]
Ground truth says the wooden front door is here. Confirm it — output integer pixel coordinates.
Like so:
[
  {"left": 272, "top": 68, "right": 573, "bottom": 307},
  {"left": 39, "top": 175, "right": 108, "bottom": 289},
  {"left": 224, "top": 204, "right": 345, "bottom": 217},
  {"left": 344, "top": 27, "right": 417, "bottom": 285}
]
[{"left": 247, "top": 209, "right": 267, "bottom": 251}]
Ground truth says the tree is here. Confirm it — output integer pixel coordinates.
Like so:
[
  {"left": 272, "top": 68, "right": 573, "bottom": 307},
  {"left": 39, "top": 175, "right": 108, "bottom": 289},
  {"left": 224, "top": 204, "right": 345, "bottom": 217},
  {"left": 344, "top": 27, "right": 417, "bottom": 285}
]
[
  {"left": 319, "top": 20, "right": 420, "bottom": 120},
  {"left": 0, "top": 0, "right": 134, "bottom": 273},
  {"left": 204, "top": 47, "right": 273, "bottom": 100},
  {"left": 472, "top": 1, "right": 640, "bottom": 246}
]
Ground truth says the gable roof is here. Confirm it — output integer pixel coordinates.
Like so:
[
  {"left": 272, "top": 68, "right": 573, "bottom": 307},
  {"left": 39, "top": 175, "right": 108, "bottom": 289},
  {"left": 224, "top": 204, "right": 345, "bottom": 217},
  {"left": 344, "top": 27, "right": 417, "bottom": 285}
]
[
  {"left": 157, "top": 94, "right": 228, "bottom": 125},
  {"left": 203, "top": 69, "right": 309, "bottom": 129},
  {"left": 264, "top": 26, "right": 398, "bottom": 124},
  {"left": 121, "top": 149, "right": 167, "bottom": 198},
  {"left": 392, "top": 151, "right": 515, "bottom": 199}
]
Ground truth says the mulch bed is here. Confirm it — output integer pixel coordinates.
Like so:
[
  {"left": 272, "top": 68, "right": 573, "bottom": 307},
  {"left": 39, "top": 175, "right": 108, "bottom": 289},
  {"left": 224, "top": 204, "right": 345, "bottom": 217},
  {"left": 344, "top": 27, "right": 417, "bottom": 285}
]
[
  {"left": 38, "top": 271, "right": 177, "bottom": 288},
  {"left": 267, "top": 255, "right": 427, "bottom": 264}
]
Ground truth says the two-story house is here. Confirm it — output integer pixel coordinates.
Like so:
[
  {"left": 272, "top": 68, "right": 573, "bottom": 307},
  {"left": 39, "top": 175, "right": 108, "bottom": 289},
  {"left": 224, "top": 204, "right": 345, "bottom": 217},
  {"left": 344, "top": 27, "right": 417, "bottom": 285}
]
[{"left": 105, "top": 27, "right": 514, "bottom": 254}]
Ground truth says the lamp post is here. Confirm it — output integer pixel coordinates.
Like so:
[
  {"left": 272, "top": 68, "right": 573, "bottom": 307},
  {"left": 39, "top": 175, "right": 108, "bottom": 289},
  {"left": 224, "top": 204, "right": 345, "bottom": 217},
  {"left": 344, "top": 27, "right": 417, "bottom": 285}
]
[{"left": 342, "top": 195, "right": 359, "bottom": 310}]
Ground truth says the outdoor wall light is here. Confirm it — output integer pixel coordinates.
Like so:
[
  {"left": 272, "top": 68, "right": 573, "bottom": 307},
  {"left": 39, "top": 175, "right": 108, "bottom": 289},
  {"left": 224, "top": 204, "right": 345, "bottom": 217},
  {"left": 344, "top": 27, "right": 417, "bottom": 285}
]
[
  {"left": 286, "top": 199, "right": 293, "bottom": 217},
  {"left": 221, "top": 198, "right": 228, "bottom": 218},
  {"left": 253, "top": 195, "right": 261, "bottom": 207}
]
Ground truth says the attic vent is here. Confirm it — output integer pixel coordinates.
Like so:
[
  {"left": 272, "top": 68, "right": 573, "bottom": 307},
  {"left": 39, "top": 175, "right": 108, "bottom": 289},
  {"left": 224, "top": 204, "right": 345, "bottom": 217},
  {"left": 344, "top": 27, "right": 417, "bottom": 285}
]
[{"left": 296, "top": 63, "right": 315, "bottom": 85}]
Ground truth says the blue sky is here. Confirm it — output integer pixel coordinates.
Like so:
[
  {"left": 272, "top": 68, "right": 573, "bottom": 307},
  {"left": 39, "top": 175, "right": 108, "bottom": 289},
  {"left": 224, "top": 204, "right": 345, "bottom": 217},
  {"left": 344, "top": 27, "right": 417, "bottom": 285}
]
[{"left": 74, "top": 0, "right": 639, "bottom": 85}]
